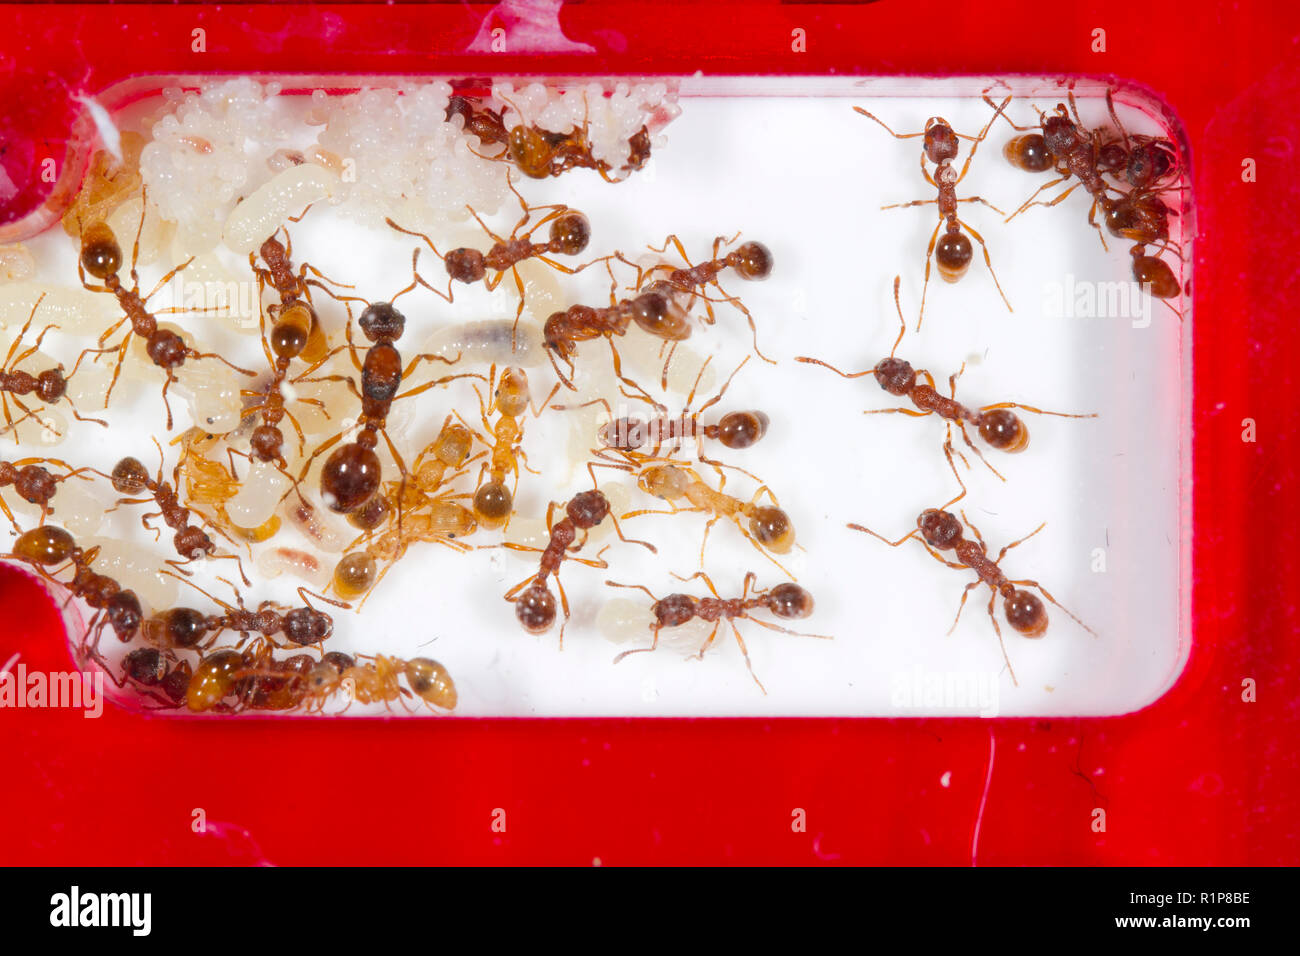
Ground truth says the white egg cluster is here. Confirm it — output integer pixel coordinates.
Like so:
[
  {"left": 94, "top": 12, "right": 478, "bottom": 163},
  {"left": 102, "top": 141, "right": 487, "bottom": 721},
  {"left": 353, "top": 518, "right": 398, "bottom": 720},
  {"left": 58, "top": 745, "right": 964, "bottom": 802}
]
[
  {"left": 313, "top": 83, "right": 511, "bottom": 230},
  {"left": 139, "top": 79, "right": 292, "bottom": 254}
]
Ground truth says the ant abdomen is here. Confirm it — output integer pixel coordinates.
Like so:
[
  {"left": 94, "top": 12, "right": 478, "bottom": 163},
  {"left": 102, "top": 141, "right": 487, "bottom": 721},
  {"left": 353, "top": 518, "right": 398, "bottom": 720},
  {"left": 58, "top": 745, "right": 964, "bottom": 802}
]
[
  {"left": 978, "top": 409, "right": 1029, "bottom": 452},
  {"left": 405, "top": 657, "right": 458, "bottom": 710},
  {"left": 549, "top": 211, "right": 591, "bottom": 256},
  {"left": 321, "top": 442, "right": 382, "bottom": 513},
  {"left": 631, "top": 285, "right": 692, "bottom": 341},
  {"left": 1131, "top": 251, "right": 1181, "bottom": 299},
  {"left": 515, "top": 584, "right": 557, "bottom": 632},
  {"left": 1003, "top": 588, "right": 1048, "bottom": 637},
  {"left": 934, "top": 232, "right": 974, "bottom": 282},
  {"left": 80, "top": 221, "right": 123, "bottom": 279},
  {"left": 716, "top": 410, "right": 769, "bottom": 449},
  {"left": 473, "top": 481, "right": 513, "bottom": 529},
  {"left": 749, "top": 506, "right": 794, "bottom": 554},
  {"left": 14, "top": 526, "right": 76, "bottom": 564},
  {"left": 186, "top": 649, "right": 245, "bottom": 712},
  {"left": 1003, "top": 133, "right": 1053, "bottom": 172},
  {"left": 333, "top": 552, "right": 378, "bottom": 600},
  {"left": 730, "top": 241, "right": 774, "bottom": 281},
  {"left": 767, "top": 582, "right": 814, "bottom": 619},
  {"left": 270, "top": 304, "right": 314, "bottom": 360}
]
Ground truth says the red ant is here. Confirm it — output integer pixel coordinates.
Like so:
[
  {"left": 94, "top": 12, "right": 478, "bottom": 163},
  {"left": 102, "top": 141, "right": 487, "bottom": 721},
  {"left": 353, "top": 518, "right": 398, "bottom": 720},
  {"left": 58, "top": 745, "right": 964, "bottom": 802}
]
[
  {"left": 617, "top": 233, "right": 775, "bottom": 361},
  {"left": 5, "top": 525, "right": 145, "bottom": 680},
  {"left": 250, "top": 222, "right": 352, "bottom": 365},
  {"left": 0, "top": 456, "right": 96, "bottom": 529},
  {"left": 501, "top": 479, "right": 655, "bottom": 646},
  {"left": 101, "top": 441, "right": 248, "bottom": 582},
  {"left": 76, "top": 197, "right": 253, "bottom": 429},
  {"left": 387, "top": 177, "right": 601, "bottom": 338},
  {"left": 565, "top": 355, "right": 769, "bottom": 473},
  {"left": 849, "top": 505, "right": 1094, "bottom": 686},
  {"left": 1, "top": 294, "right": 107, "bottom": 436},
  {"left": 449, "top": 89, "right": 652, "bottom": 182},
  {"left": 796, "top": 278, "right": 1096, "bottom": 482},
  {"left": 855, "top": 100, "right": 1013, "bottom": 329},
  {"left": 605, "top": 571, "right": 828, "bottom": 694},
  {"left": 297, "top": 298, "right": 477, "bottom": 515}
]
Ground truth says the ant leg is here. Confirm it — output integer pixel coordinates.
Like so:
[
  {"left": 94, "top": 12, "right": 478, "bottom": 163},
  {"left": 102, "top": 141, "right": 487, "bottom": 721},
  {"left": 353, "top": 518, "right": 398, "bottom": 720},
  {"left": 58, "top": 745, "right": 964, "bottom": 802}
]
[
  {"left": 795, "top": 356, "right": 876, "bottom": 380},
  {"left": 947, "top": 579, "right": 982, "bottom": 634},
  {"left": 978, "top": 401, "right": 1097, "bottom": 420},
  {"left": 851, "top": 107, "right": 925, "bottom": 139},
  {"left": 957, "top": 196, "right": 1006, "bottom": 215},
  {"left": 607, "top": 339, "right": 659, "bottom": 410},
  {"left": 993, "top": 523, "right": 1047, "bottom": 562},
  {"left": 672, "top": 569, "right": 721, "bottom": 598},
  {"left": 847, "top": 521, "right": 918, "bottom": 548},
  {"left": 958, "top": 220, "right": 1012, "bottom": 313},
  {"left": 984, "top": 589, "right": 1019, "bottom": 686},
  {"left": 1085, "top": 198, "right": 1110, "bottom": 252},
  {"left": 605, "top": 579, "right": 660, "bottom": 602},
  {"left": 918, "top": 220, "right": 943, "bottom": 331},
  {"left": 863, "top": 406, "right": 932, "bottom": 418},
  {"left": 956, "top": 420, "right": 1006, "bottom": 482},
  {"left": 394, "top": 371, "right": 484, "bottom": 402},
  {"left": 142, "top": 256, "right": 196, "bottom": 304},
  {"left": 728, "top": 622, "right": 768, "bottom": 696},
  {"left": 881, "top": 198, "right": 940, "bottom": 211},
  {"left": 1006, "top": 178, "right": 1081, "bottom": 222},
  {"left": 959, "top": 510, "right": 992, "bottom": 554},
  {"left": 612, "top": 625, "right": 662, "bottom": 665},
  {"left": 1009, "top": 578, "right": 1097, "bottom": 635}
]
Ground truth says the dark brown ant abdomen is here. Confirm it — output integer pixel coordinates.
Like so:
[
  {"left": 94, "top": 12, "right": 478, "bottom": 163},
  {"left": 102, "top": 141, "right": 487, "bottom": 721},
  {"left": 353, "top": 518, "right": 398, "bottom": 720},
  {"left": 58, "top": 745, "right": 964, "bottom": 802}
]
[
  {"left": 977, "top": 409, "right": 1029, "bottom": 452},
  {"left": 713, "top": 411, "right": 769, "bottom": 449},
  {"left": 1004, "top": 133, "right": 1053, "bottom": 172}
]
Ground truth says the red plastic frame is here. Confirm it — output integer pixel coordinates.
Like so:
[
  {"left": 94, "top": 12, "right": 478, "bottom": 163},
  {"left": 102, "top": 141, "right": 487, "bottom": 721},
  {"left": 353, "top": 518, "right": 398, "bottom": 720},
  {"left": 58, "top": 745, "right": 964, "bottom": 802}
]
[{"left": 0, "top": 0, "right": 1295, "bottom": 865}]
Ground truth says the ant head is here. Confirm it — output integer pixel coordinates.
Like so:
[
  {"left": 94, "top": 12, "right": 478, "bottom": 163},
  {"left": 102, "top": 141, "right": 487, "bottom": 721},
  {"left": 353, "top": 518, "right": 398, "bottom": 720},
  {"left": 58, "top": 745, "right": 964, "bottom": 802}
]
[
  {"left": 917, "top": 509, "right": 963, "bottom": 550},
  {"left": 874, "top": 356, "right": 915, "bottom": 396},
  {"left": 543, "top": 311, "right": 577, "bottom": 358},
  {"left": 654, "top": 593, "right": 697, "bottom": 628},
  {"left": 978, "top": 409, "right": 1029, "bottom": 453},
  {"left": 640, "top": 464, "right": 690, "bottom": 500},
  {"left": 110, "top": 456, "right": 151, "bottom": 495},
  {"left": 79, "top": 221, "right": 122, "bottom": 280},
  {"left": 922, "top": 119, "right": 960, "bottom": 164},
  {"left": 766, "top": 582, "right": 814, "bottom": 620},
  {"left": 445, "top": 247, "right": 487, "bottom": 284},
  {"left": 258, "top": 235, "right": 286, "bottom": 262},
  {"left": 358, "top": 301, "right": 405, "bottom": 343},
  {"left": 123, "top": 647, "right": 166, "bottom": 684},
  {"left": 549, "top": 211, "right": 591, "bottom": 256},
  {"left": 1097, "top": 142, "right": 1127, "bottom": 174},
  {"left": 146, "top": 329, "right": 188, "bottom": 369},
  {"left": 251, "top": 424, "right": 285, "bottom": 462},
  {"left": 567, "top": 489, "right": 610, "bottom": 529},
  {"left": 106, "top": 590, "right": 144, "bottom": 642},
  {"left": 1041, "top": 112, "right": 1077, "bottom": 155},
  {"left": 1127, "top": 140, "right": 1175, "bottom": 188},
  {"left": 36, "top": 368, "right": 66, "bottom": 403},
  {"left": 284, "top": 607, "right": 334, "bottom": 646},
  {"left": 495, "top": 366, "right": 530, "bottom": 418},
  {"left": 1004, "top": 588, "right": 1048, "bottom": 637}
]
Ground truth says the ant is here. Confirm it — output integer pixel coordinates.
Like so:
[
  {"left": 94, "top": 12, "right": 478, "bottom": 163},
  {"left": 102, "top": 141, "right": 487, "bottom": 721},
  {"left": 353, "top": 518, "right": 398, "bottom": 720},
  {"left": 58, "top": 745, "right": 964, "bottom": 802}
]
[
  {"left": 855, "top": 100, "right": 1013, "bottom": 328},
  {"left": 565, "top": 355, "right": 769, "bottom": 471},
  {"left": 5, "top": 525, "right": 145, "bottom": 678},
  {"left": 451, "top": 89, "right": 652, "bottom": 182},
  {"left": 148, "top": 573, "right": 341, "bottom": 655},
  {"left": 502, "top": 482, "right": 655, "bottom": 645},
  {"left": 76, "top": 199, "right": 253, "bottom": 429},
  {"left": 0, "top": 456, "right": 96, "bottom": 529},
  {"left": 387, "top": 177, "right": 601, "bottom": 338},
  {"left": 102, "top": 442, "right": 248, "bottom": 582},
  {"left": 390, "top": 416, "right": 480, "bottom": 515},
  {"left": 297, "top": 299, "right": 476, "bottom": 515},
  {"left": 796, "top": 278, "right": 1096, "bottom": 481},
  {"left": 250, "top": 223, "right": 347, "bottom": 365},
  {"left": 1, "top": 294, "right": 107, "bottom": 436},
  {"left": 606, "top": 571, "right": 828, "bottom": 694},
  {"left": 618, "top": 234, "right": 775, "bottom": 361},
  {"left": 620, "top": 460, "right": 797, "bottom": 579},
  {"left": 456, "top": 365, "right": 559, "bottom": 532},
  {"left": 849, "top": 506, "right": 1094, "bottom": 686}
]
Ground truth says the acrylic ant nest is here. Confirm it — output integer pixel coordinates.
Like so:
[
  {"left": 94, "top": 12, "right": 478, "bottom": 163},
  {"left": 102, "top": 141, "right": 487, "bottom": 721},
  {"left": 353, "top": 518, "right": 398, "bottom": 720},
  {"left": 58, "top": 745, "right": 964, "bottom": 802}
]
[{"left": 0, "top": 78, "right": 1189, "bottom": 718}]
